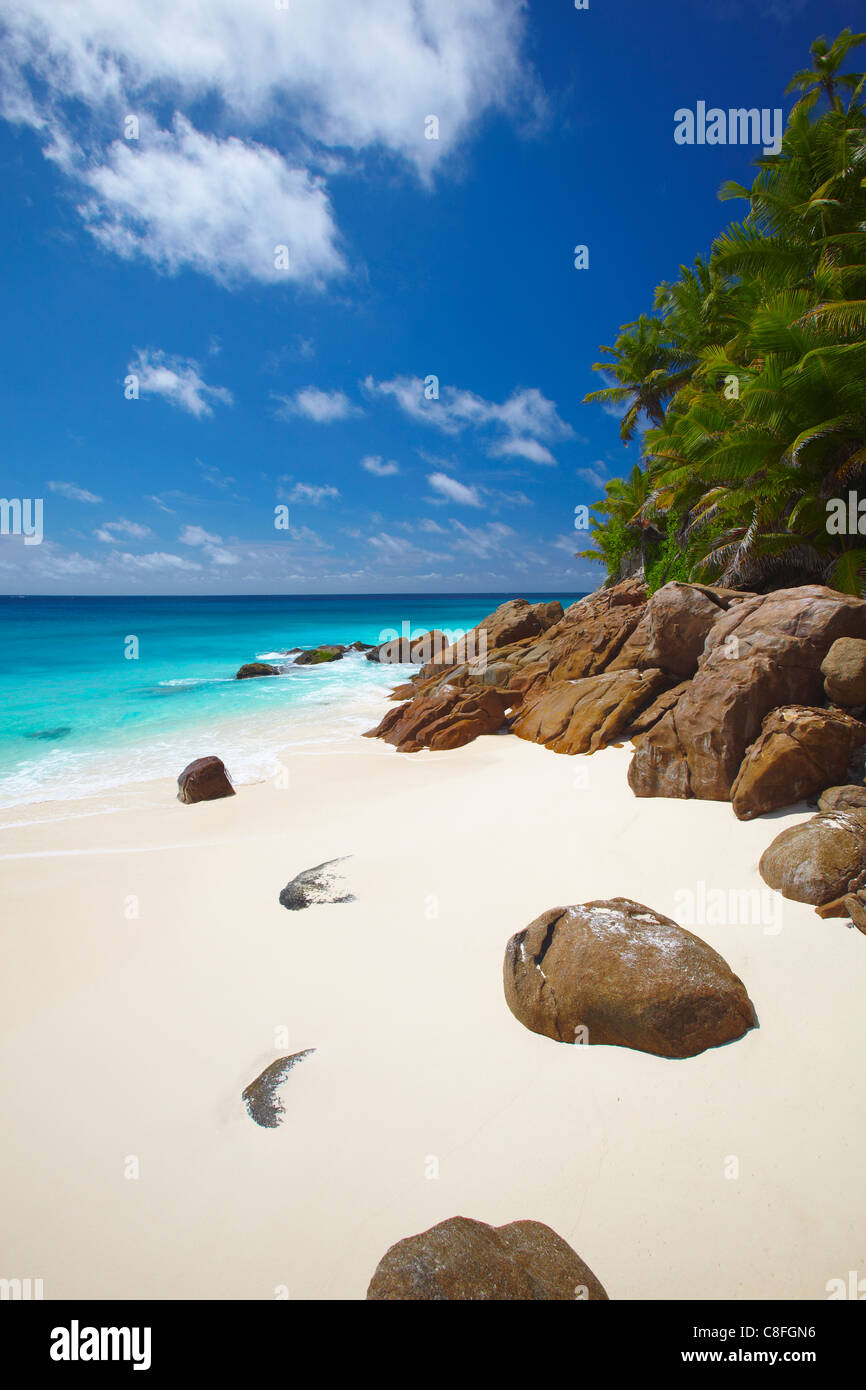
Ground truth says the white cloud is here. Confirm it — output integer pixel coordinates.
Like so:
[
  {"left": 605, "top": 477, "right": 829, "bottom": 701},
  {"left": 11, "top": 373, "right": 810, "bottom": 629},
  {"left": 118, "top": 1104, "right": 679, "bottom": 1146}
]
[
  {"left": 129, "top": 348, "right": 233, "bottom": 418},
  {"left": 1, "top": 2, "right": 532, "bottom": 286},
  {"left": 75, "top": 118, "right": 344, "bottom": 287},
  {"left": 179, "top": 523, "right": 239, "bottom": 565},
  {"left": 110, "top": 550, "right": 201, "bottom": 571},
  {"left": 489, "top": 437, "right": 557, "bottom": 465},
  {"left": 274, "top": 387, "right": 358, "bottom": 423},
  {"left": 449, "top": 520, "right": 514, "bottom": 556},
  {"left": 361, "top": 455, "right": 400, "bottom": 476},
  {"left": 95, "top": 519, "right": 152, "bottom": 542},
  {"left": 280, "top": 481, "right": 340, "bottom": 505},
  {"left": 366, "top": 375, "right": 573, "bottom": 463},
  {"left": 146, "top": 494, "right": 176, "bottom": 514},
  {"left": 427, "top": 472, "right": 481, "bottom": 507},
  {"left": 577, "top": 462, "right": 609, "bottom": 490},
  {"left": 47, "top": 480, "right": 102, "bottom": 502}
]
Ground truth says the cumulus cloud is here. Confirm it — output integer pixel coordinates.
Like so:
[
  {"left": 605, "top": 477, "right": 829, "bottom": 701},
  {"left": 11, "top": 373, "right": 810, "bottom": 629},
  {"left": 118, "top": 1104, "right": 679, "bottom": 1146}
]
[
  {"left": 47, "top": 480, "right": 102, "bottom": 502},
  {"left": 427, "top": 472, "right": 482, "bottom": 507},
  {"left": 1, "top": 1, "right": 532, "bottom": 285},
  {"left": 274, "top": 387, "right": 359, "bottom": 423},
  {"left": 129, "top": 348, "right": 233, "bottom": 417},
  {"left": 75, "top": 119, "right": 344, "bottom": 286},
  {"left": 365, "top": 375, "right": 573, "bottom": 463},
  {"left": 179, "top": 523, "right": 238, "bottom": 564},
  {"left": 577, "top": 462, "right": 609, "bottom": 489},
  {"left": 361, "top": 455, "right": 400, "bottom": 476}
]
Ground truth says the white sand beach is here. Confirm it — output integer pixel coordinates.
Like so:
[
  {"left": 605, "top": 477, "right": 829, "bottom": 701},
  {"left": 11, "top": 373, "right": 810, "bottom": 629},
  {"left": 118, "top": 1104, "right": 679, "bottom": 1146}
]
[{"left": 2, "top": 711, "right": 865, "bottom": 1302}]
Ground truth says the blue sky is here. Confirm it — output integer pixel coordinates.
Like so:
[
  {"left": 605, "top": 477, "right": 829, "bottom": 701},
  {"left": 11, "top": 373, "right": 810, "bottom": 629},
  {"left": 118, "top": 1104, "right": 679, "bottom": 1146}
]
[{"left": 0, "top": 0, "right": 861, "bottom": 594}]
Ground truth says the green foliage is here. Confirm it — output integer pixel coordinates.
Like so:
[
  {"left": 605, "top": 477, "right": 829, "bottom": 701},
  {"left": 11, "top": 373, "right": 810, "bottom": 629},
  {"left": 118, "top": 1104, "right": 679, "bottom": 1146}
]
[{"left": 581, "top": 29, "right": 866, "bottom": 596}]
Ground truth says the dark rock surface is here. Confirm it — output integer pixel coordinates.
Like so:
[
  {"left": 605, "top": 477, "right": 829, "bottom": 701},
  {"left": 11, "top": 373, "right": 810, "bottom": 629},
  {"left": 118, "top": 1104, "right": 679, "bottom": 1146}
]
[
  {"left": 279, "top": 857, "right": 355, "bottom": 910},
  {"left": 177, "top": 755, "right": 235, "bottom": 804},
  {"left": 242, "top": 1050, "right": 315, "bottom": 1127},
  {"left": 366, "top": 1216, "right": 608, "bottom": 1301},
  {"left": 504, "top": 898, "right": 757, "bottom": 1059}
]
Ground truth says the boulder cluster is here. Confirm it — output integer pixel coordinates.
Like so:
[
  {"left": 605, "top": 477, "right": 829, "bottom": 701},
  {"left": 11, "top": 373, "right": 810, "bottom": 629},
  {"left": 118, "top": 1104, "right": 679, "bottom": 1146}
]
[{"left": 365, "top": 582, "right": 866, "bottom": 820}]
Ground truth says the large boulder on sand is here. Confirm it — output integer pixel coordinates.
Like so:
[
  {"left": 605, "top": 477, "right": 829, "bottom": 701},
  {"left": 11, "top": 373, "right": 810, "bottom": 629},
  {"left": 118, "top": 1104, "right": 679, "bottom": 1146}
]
[
  {"left": 236, "top": 661, "right": 279, "bottom": 679},
  {"left": 366, "top": 1216, "right": 608, "bottom": 1301},
  {"left": 629, "top": 586, "right": 866, "bottom": 802},
  {"left": 759, "top": 809, "right": 866, "bottom": 905},
  {"left": 177, "top": 755, "right": 235, "bottom": 803},
  {"left": 503, "top": 898, "right": 757, "bottom": 1059},
  {"left": 365, "top": 686, "right": 511, "bottom": 753},
  {"left": 609, "top": 582, "right": 745, "bottom": 679},
  {"left": 731, "top": 705, "right": 866, "bottom": 821},
  {"left": 818, "top": 785, "right": 866, "bottom": 813},
  {"left": 821, "top": 637, "right": 866, "bottom": 707},
  {"left": 512, "top": 668, "right": 670, "bottom": 754}
]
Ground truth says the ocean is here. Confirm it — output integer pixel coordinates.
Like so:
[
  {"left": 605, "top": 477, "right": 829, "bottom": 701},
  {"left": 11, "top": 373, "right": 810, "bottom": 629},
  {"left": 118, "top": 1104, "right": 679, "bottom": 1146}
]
[{"left": 0, "top": 592, "right": 585, "bottom": 809}]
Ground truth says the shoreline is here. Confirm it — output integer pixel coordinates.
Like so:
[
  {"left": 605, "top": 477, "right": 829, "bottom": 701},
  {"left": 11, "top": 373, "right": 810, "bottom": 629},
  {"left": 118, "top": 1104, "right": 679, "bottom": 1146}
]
[{"left": 2, "top": 724, "right": 864, "bottom": 1299}]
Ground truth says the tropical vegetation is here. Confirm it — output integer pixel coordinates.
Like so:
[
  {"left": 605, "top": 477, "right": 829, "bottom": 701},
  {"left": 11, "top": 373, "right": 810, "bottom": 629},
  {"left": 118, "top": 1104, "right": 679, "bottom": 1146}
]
[{"left": 579, "top": 29, "right": 866, "bottom": 595}]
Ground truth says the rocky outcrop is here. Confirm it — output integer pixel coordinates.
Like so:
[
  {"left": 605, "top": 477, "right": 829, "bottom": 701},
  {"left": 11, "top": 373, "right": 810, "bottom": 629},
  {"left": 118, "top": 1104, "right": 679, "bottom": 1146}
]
[
  {"left": 503, "top": 898, "right": 757, "bottom": 1059},
  {"left": 424, "top": 599, "right": 566, "bottom": 673},
  {"left": 177, "top": 755, "right": 236, "bottom": 804},
  {"left": 236, "top": 662, "right": 279, "bottom": 679},
  {"left": 629, "top": 586, "right": 866, "bottom": 802},
  {"left": 242, "top": 1050, "right": 315, "bottom": 1127},
  {"left": 821, "top": 637, "right": 866, "bottom": 707},
  {"left": 366, "top": 630, "right": 448, "bottom": 664},
  {"left": 294, "top": 645, "right": 345, "bottom": 665},
  {"left": 730, "top": 705, "right": 866, "bottom": 821},
  {"left": 365, "top": 686, "right": 511, "bottom": 753},
  {"left": 608, "top": 582, "right": 743, "bottom": 678},
  {"left": 365, "top": 1216, "right": 608, "bottom": 1301},
  {"left": 759, "top": 810, "right": 866, "bottom": 906},
  {"left": 279, "top": 858, "right": 355, "bottom": 910},
  {"left": 513, "top": 668, "right": 670, "bottom": 755}
]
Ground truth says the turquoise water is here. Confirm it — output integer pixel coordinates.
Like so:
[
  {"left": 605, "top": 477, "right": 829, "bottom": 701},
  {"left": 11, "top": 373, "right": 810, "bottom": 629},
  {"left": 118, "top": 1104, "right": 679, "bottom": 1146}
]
[{"left": 0, "top": 593, "right": 583, "bottom": 808}]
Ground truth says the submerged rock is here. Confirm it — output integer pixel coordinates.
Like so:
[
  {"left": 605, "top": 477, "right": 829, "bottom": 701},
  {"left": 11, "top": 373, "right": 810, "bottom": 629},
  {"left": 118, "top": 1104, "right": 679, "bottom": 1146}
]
[
  {"left": 177, "top": 755, "right": 235, "bottom": 804},
  {"left": 366, "top": 1216, "right": 608, "bottom": 1301},
  {"left": 24, "top": 726, "right": 72, "bottom": 740},
  {"left": 279, "top": 857, "right": 355, "bottom": 910},
  {"left": 242, "top": 1050, "right": 315, "bottom": 1128},
  {"left": 503, "top": 898, "right": 757, "bottom": 1059},
  {"left": 294, "top": 645, "right": 345, "bottom": 665},
  {"left": 236, "top": 662, "right": 279, "bottom": 679}
]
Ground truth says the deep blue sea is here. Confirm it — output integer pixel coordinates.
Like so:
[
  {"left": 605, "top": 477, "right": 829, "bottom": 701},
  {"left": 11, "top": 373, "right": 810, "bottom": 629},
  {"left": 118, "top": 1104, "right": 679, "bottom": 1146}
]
[{"left": 0, "top": 593, "right": 584, "bottom": 808}]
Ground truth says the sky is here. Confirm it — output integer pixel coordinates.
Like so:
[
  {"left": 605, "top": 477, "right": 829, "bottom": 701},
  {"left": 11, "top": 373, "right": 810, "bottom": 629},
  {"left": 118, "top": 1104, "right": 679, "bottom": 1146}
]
[{"left": 0, "top": 0, "right": 861, "bottom": 595}]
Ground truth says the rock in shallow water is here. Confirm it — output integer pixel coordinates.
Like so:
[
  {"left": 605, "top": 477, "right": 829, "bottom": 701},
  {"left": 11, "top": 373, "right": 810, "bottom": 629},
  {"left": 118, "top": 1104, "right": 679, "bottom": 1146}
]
[
  {"left": 236, "top": 662, "right": 279, "bottom": 679},
  {"left": 177, "top": 755, "right": 235, "bottom": 804},
  {"left": 503, "top": 898, "right": 757, "bottom": 1059},
  {"left": 365, "top": 1216, "right": 608, "bottom": 1300},
  {"left": 279, "top": 857, "right": 355, "bottom": 910},
  {"left": 242, "top": 1050, "right": 315, "bottom": 1127}
]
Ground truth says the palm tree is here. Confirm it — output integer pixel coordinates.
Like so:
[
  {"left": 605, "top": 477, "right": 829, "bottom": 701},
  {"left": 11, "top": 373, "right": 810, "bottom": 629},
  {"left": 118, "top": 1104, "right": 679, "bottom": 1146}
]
[
  {"left": 786, "top": 28, "right": 866, "bottom": 114},
  {"left": 583, "top": 315, "right": 688, "bottom": 443}
]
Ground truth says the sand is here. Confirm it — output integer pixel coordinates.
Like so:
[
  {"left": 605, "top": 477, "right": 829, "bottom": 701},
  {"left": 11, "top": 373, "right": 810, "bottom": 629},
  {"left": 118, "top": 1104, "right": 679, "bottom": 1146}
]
[{"left": 1, "top": 719, "right": 865, "bottom": 1301}]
